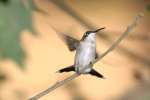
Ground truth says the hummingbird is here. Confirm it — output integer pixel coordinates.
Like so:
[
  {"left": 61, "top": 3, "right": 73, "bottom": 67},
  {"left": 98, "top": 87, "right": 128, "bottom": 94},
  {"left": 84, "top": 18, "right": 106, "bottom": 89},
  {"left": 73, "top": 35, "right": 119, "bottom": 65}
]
[{"left": 57, "top": 27, "right": 105, "bottom": 78}]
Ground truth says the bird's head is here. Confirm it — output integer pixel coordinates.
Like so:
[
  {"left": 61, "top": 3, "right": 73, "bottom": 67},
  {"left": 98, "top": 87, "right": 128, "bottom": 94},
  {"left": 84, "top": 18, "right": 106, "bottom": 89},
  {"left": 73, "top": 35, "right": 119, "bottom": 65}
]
[{"left": 81, "top": 27, "right": 105, "bottom": 41}]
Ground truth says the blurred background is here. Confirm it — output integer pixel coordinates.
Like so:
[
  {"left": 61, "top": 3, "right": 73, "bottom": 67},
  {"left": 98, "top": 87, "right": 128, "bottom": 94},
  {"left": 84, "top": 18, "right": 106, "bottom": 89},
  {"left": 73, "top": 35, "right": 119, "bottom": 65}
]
[{"left": 0, "top": 0, "right": 150, "bottom": 100}]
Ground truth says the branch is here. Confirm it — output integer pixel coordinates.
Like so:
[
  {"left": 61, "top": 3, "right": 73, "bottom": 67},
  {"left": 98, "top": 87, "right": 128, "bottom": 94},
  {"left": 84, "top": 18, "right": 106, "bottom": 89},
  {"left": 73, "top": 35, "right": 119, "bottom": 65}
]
[
  {"left": 28, "top": 73, "right": 80, "bottom": 100},
  {"left": 28, "top": 13, "right": 143, "bottom": 100},
  {"left": 92, "top": 13, "right": 144, "bottom": 64}
]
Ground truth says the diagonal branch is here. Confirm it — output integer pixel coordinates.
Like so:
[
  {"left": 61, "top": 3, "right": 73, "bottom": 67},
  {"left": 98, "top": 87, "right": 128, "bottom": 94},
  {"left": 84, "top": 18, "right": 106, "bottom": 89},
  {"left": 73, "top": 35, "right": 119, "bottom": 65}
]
[
  {"left": 28, "top": 13, "right": 143, "bottom": 100},
  {"left": 28, "top": 73, "right": 80, "bottom": 100},
  {"left": 92, "top": 13, "right": 144, "bottom": 64}
]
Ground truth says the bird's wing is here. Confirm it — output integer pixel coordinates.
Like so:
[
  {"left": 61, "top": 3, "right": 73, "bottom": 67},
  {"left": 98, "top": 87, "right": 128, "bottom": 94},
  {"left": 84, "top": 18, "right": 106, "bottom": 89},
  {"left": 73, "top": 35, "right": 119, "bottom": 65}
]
[
  {"left": 51, "top": 26, "right": 80, "bottom": 51},
  {"left": 56, "top": 32, "right": 79, "bottom": 51}
]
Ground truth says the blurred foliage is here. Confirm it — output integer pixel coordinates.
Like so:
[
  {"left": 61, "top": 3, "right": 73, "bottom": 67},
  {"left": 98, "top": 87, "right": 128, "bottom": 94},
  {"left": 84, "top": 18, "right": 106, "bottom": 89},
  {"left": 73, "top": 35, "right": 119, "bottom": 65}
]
[
  {"left": 0, "top": 72, "right": 6, "bottom": 83},
  {"left": 0, "top": 0, "right": 9, "bottom": 4},
  {"left": 119, "top": 83, "right": 150, "bottom": 100},
  {"left": 0, "top": 0, "right": 37, "bottom": 69},
  {"left": 146, "top": 3, "right": 150, "bottom": 12}
]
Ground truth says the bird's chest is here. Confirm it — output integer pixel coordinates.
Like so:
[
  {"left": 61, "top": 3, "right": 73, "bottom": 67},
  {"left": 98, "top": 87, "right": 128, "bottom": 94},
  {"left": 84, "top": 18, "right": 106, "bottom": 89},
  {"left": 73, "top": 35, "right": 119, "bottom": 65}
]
[{"left": 75, "top": 42, "right": 96, "bottom": 67}]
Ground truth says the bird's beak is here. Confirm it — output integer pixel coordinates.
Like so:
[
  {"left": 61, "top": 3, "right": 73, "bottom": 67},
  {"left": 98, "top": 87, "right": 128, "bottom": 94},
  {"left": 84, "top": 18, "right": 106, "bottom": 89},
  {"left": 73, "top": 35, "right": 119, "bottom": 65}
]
[{"left": 93, "top": 27, "right": 105, "bottom": 33}]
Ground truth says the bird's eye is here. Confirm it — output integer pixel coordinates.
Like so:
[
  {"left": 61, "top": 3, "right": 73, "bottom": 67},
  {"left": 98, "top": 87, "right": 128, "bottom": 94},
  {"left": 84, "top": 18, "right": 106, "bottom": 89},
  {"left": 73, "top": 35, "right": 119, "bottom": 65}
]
[{"left": 86, "top": 32, "right": 89, "bottom": 35}]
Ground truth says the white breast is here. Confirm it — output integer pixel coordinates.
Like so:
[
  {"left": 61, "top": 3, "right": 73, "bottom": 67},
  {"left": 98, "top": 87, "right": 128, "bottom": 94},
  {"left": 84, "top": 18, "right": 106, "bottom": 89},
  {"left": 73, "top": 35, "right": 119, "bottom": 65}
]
[{"left": 74, "top": 40, "right": 96, "bottom": 74}]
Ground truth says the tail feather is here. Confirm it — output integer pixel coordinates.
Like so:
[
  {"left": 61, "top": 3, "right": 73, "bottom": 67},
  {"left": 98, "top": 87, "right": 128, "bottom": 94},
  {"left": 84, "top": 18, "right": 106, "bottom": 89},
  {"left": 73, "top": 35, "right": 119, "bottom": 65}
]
[
  {"left": 89, "top": 69, "right": 104, "bottom": 78},
  {"left": 57, "top": 66, "right": 104, "bottom": 79},
  {"left": 57, "top": 65, "right": 75, "bottom": 73}
]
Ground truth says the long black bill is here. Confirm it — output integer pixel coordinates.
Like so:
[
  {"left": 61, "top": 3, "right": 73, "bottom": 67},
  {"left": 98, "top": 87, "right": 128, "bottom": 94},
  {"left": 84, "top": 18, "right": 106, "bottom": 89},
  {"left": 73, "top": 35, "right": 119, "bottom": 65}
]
[{"left": 93, "top": 27, "right": 105, "bottom": 33}]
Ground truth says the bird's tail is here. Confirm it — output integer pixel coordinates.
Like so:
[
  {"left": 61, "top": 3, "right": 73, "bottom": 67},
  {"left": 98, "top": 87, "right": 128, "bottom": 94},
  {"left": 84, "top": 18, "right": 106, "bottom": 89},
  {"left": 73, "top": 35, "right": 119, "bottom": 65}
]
[
  {"left": 57, "top": 65, "right": 104, "bottom": 79},
  {"left": 89, "top": 69, "right": 104, "bottom": 78},
  {"left": 57, "top": 65, "right": 75, "bottom": 73}
]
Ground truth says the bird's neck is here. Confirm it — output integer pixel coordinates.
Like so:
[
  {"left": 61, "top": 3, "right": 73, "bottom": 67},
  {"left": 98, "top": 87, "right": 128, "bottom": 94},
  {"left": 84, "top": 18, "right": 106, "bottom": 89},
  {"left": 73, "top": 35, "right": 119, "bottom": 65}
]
[{"left": 84, "top": 34, "right": 96, "bottom": 43}]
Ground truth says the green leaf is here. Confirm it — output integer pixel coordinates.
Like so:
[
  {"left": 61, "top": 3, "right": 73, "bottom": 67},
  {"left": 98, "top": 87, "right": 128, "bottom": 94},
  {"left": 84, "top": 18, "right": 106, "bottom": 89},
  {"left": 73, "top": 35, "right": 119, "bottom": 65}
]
[{"left": 0, "top": 0, "right": 36, "bottom": 69}]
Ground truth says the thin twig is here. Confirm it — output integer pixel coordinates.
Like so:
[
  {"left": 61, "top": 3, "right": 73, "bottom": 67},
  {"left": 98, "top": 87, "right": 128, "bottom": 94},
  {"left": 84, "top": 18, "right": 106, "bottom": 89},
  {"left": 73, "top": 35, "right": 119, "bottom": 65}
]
[
  {"left": 92, "top": 13, "right": 144, "bottom": 64},
  {"left": 28, "top": 73, "right": 80, "bottom": 100},
  {"left": 28, "top": 13, "right": 143, "bottom": 100}
]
